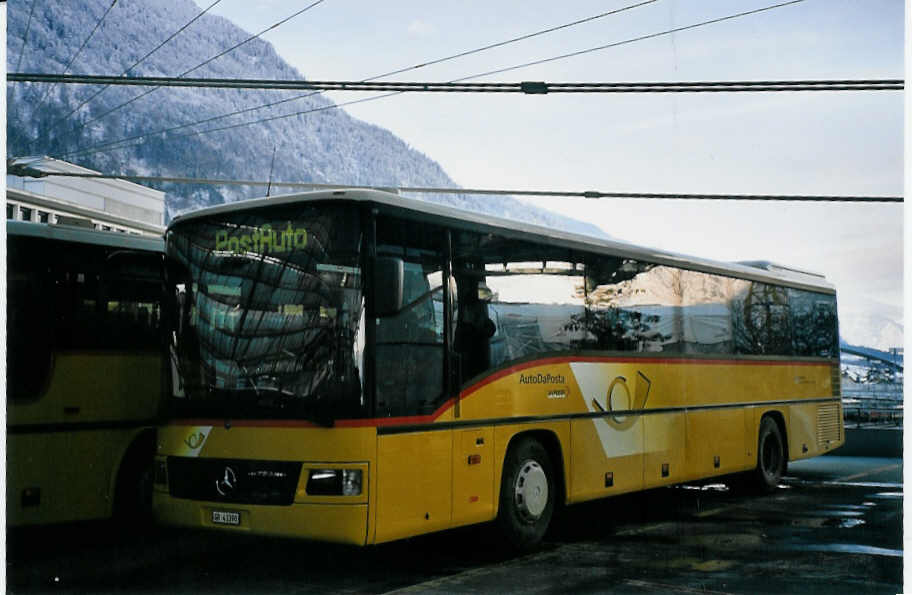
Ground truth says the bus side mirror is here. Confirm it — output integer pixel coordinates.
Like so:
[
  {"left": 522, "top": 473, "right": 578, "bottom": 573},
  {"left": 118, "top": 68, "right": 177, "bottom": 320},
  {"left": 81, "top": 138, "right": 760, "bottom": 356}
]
[{"left": 373, "top": 257, "right": 404, "bottom": 317}]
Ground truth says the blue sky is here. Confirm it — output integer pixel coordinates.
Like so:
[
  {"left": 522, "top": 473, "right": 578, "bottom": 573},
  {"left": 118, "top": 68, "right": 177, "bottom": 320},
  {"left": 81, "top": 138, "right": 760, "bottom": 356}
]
[{"left": 194, "top": 0, "right": 905, "bottom": 347}]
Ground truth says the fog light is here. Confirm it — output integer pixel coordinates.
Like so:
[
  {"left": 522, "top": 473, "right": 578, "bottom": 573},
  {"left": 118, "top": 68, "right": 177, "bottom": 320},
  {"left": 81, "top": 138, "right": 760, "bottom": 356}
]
[{"left": 306, "top": 469, "right": 362, "bottom": 496}]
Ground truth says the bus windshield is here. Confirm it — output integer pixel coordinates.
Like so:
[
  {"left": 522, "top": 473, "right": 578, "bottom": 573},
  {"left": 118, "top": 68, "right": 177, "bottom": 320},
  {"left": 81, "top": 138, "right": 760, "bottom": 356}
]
[{"left": 165, "top": 205, "right": 365, "bottom": 423}]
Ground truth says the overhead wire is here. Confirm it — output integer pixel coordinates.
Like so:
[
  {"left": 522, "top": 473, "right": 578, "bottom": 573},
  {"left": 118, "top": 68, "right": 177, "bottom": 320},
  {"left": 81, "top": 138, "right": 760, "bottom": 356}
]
[
  {"left": 458, "top": 0, "right": 807, "bottom": 81},
  {"left": 43, "top": 0, "right": 225, "bottom": 139},
  {"left": 13, "top": 73, "right": 903, "bottom": 93},
  {"left": 367, "top": 0, "right": 658, "bottom": 81},
  {"left": 31, "top": 0, "right": 120, "bottom": 114},
  {"left": 73, "top": 0, "right": 326, "bottom": 132},
  {"left": 57, "top": 0, "right": 659, "bottom": 158},
  {"left": 14, "top": 0, "right": 37, "bottom": 73},
  {"left": 11, "top": 0, "right": 38, "bottom": 128},
  {"left": 59, "top": 0, "right": 814, "bottom": 159},
  {"left": 4, "top": 168, "right": 903, "bottom": 203}
]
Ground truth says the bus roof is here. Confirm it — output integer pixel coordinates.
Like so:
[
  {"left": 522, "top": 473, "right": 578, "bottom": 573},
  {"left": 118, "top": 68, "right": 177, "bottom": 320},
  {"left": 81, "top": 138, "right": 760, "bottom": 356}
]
[
  {"left": 8, "top": 220, "right": 164, "bottom": 252},
  {"left": 167, "top": 189, "right": 836, "bottom": 295}
]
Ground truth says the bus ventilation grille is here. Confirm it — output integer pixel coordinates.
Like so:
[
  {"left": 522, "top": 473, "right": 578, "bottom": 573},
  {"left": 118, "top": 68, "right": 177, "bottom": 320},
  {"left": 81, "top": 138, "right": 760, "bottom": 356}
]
[
  {"left": 816, "top": 403, "right": 841, "bottom": 448},
  {"left": 167, "top": 457, "right": 302, "bottom": 505}
]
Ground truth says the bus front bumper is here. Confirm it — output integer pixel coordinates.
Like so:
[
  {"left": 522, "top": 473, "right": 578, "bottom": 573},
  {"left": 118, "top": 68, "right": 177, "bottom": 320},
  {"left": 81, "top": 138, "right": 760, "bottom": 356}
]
[{"left": 152, "top": 492, "right": 369, "bottom": 545}]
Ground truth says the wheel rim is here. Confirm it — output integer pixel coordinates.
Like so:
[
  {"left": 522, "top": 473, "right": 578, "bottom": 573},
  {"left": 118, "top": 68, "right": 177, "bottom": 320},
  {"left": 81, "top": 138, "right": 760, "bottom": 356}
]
[{"left": 513, "top": 459, "right": 548, "bottom": 522}]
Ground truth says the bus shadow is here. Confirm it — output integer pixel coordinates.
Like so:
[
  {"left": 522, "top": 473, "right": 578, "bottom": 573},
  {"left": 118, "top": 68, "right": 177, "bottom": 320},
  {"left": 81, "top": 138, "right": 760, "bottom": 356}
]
[{"left": 6, "top": 485, "right": 747, "bottom": 593}]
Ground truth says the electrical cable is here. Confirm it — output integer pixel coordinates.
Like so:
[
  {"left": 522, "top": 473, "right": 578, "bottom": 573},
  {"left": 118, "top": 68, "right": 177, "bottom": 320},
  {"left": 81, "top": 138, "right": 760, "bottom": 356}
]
[
  {"left": 56, "top": 0, "right": 659, "bottom": 158},
  {"left": 31, "top": 0, "right": 120, "bottom": 113},
  {"left": 73, "top": 0, "right": 325, "bottom": 132},
  {"left": 4, "top": 167, "right": 903, "bottom": 203},
  {"left": 45, "top": 0, "right": 225, "bottom": 136},
  {"left": 14, "top": 0, "right": 37, "bottom": 73},
  {"left": 458, "top": 0, "right": 808, "bottom": 81},
  {"left": 60, "top": 0, "right": 817, "bottom": 159},
  {"left": 12, "top": 73, "right": 902, "bottom": 93},
  {"left": 368, "top": 0, "right": 658, "bottom": 81},
  {"left": 11, "top": 0, "right": 39, "bottom": 130}
]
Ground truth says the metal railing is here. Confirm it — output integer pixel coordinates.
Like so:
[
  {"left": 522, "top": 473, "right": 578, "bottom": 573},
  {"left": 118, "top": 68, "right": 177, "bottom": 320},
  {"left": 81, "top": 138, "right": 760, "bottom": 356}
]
[{"left": 842, "top": 384, "right": 903, "bottom": 427}]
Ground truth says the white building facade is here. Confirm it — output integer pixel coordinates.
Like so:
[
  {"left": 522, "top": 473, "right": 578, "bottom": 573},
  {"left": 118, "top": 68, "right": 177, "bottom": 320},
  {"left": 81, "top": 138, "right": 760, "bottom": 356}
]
[{"left": 6, "top": 157, "right": 165, "bottom": 236}]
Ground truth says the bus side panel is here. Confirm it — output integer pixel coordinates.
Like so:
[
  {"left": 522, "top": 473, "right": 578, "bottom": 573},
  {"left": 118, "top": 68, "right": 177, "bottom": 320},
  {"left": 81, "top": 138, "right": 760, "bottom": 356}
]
[
  {"left": 8, "top": 352, "right": 161, "bottom": 526},
  {"left": 787, "top": 403, "right": 817, "bottom": 460},
  {"left": 787, "top": 401, "right": 843, "bottom": 459},
  {"left": 684, "top": 409, "right": 749, "bottom": 479},
  {"left": 643, "top": 412, "right": 687, "bottom": 488},
  {"left": 451, "top": 427, "right": 495, "bottom": 527},
  {"left": 9, "top": 353, "right": 162, "bottom": 426},
  {"left": 8, "top": 428, "right": 143, "bottom": 525},
  {"left": 569, "top": 418, "right": 643, "bottom": 503},
  {"left": 374, "top": 430, "right": 452, "bottom": 544}
]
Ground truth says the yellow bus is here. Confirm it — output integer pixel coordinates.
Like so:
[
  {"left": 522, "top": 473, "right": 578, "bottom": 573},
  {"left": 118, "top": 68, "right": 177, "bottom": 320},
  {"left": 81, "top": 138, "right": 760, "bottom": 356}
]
[
  {"left": 154, "top": 189, "right": 842, "bottom": 548},
  {"left": 7, "top": 221, "right": 165, "bottom": 526}
]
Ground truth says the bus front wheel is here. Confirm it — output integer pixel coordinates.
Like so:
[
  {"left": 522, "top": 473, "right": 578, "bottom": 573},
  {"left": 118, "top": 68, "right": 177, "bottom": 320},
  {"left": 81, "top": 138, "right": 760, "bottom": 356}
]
[
  {"left": 496, "top": 437, "right": 554, "bottom": 550},
  {"left": 752, "top": 416, "right": 786, "bottom": 493}
]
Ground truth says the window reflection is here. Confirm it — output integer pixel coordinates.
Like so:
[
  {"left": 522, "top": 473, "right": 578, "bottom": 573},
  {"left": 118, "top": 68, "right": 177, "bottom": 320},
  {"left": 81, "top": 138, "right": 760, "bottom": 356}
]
[
  {"left": 452, "top": 226, "right": 837, "bottom": 368},
  {"left": 373, "top": 217, "right": 448, "bottom": 417}
]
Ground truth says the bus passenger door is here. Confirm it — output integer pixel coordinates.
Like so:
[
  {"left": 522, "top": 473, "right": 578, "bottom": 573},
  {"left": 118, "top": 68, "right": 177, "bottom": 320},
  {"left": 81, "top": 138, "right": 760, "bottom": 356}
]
[{"left": 372, "top": 237, "right": 453, "bottom": 542}]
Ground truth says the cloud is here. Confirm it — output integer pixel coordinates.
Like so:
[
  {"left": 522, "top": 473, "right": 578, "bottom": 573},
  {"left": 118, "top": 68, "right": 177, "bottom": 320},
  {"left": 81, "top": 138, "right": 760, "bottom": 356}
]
[{"left": 407, "top": 19, "right": 436, "bottom": 37}]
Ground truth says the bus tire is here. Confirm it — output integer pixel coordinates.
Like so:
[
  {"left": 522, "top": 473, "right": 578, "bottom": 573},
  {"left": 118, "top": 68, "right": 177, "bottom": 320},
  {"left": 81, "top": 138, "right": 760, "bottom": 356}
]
[
  {"left": 496, "top": 437, "right": 555, "bottom": 550},
  {"left": 113, "top": 436, "right": 154, "bottom": 530},
  {"left": 752, "top": 416, "right": 786, "bottom": 493}
]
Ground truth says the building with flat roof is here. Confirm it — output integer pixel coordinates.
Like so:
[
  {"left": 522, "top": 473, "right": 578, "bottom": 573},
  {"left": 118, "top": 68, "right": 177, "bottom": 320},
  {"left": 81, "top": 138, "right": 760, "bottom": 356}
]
[{"left": 6, "top": 156, "right": 165, "bottom": 236}]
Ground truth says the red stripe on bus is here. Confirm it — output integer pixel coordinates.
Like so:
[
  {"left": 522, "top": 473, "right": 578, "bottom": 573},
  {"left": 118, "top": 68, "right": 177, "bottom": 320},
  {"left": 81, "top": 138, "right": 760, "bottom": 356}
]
[{"left": 335, "top": 398, "right": 457, "bottom": 428}]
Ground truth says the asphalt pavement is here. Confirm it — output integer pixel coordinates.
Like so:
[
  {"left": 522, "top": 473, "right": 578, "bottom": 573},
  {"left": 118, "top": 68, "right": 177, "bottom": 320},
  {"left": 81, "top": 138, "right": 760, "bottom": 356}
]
[{"left": 6, "top": 456, "right": 903, "bottom": 594}]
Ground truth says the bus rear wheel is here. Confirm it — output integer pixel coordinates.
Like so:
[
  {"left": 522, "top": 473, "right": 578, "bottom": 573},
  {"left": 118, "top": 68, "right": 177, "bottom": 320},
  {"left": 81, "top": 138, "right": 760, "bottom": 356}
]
[
  {"left": 496, "top": 437, "right": 554, "bottom": 550},
  {"left": 113, "top": 435, "right": 155, "bottom": 531},
  {"left": 752, "top": 416, "right": 786, "bottom": 493}
]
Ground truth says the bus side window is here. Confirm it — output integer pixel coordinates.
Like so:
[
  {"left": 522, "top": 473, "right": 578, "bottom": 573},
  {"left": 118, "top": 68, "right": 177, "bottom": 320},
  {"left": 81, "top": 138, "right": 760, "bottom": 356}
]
[
  {"left": 453, "top": 230, "right": 586, "bottom": 374},
  {"left": 6, "top": 237, "right": 54, "bottom": 401},
  {"left": 102, "top": 258, "right": 162, "bottom": 350},
  {"left": 375, "top": 260, "right": 445, "bottom": 417},
  {"left": 50, "top": 243, "right": 103, "bottom": 351}
]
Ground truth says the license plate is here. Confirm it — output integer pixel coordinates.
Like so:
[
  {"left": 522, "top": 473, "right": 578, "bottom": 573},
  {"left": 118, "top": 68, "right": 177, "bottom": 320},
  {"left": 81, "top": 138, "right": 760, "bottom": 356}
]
[{"left": 211, "top": 510, "right": 240, "bottom": 526}]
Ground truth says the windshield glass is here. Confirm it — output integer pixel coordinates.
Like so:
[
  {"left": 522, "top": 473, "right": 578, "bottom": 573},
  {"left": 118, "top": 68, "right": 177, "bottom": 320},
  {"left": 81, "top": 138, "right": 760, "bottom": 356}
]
[{"left": 166, "top": 204, "right": 364, "bottom": 422}]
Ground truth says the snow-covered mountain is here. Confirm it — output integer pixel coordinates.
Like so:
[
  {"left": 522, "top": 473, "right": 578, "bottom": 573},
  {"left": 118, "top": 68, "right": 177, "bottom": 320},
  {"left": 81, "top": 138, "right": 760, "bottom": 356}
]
[
  {"left": 6, "top": 0, "right": 603, "bottom": 236},
  {"left": 839, "top": 300, "right": 904, "bottom": 352}
]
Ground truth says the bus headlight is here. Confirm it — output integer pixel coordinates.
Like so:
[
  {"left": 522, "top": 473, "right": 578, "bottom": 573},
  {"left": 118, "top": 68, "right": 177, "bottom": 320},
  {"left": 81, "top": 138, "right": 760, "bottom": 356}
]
[{"left": 306, "top": 469, "right": 362, "bottom": 496}]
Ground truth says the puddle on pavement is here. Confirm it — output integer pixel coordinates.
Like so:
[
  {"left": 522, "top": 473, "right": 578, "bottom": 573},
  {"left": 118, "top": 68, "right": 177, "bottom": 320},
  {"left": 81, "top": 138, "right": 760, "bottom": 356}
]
[
  {"left": 678, "top": 483, "right": 730, "bottom": 493},
  {"left": 678, "top": 533, "right": 765, "bottom": 548},
  {"left": 690, "top": 559, "right": 735, "bottom": 572},
  {"left": 821, "top": 518, "right": 866, "bottom": 529},
  {"left": 804, "top": 509, "right": 865, "bottom": 518},
  {"left": 821, "top": 481, "right": 903, "bottom": 489},
  {"left": 651, "top": 556, "right": 736, "bottom": 573},
  {"left": 785, "top": 543, "right": 903, "bottom": 558},
  {"left": 822, "top": 504, "right": 874, "bottom": 511},
  {"left": 789, "top": 516, "right": 866, "bottom": 529}
]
